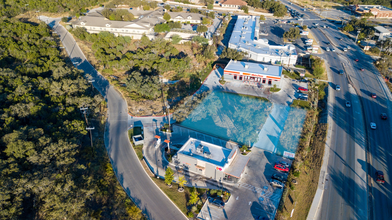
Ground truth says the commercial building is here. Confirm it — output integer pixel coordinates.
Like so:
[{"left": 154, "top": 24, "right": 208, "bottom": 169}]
[
  {"left": 219, "top": 0, "right": 247, "bottom": 9},
  {"left": 223, "top": 60, "right": 282, "bottom": 87},
  {"left": 349, "top": 5, "right": 392, "bottom": 18},
  {"left": 228, "top": 15, "right": 298, "bottom": 65},
  {"left": 374, "top": 26, "right": 391, "bottom": 40},
  {"left": 165, "top": 12, "right": 205, "bottom": 24},
  {"left": 175, "top": 138, "right": 249, "bottom": 183}
]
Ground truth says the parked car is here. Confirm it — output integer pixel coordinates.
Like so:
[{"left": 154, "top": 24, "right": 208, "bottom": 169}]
[
  {"left": 381, "top": 113, "right": 388, "bottom": 120},
  {"left": 326, "top": 47, "right": 330, "bottom": 51},
  {"left": 376, "top": 171, "right": 385, "bottom": 184},
  {"left": 278, "top": 161, "right": 290, "bottom": 168},
  {"left": 360, "top": 68, "right": 365, "bottom": 71},
  {"left": 343, "top": 47, "right": 348, "bottom": 52},
  {"left": 272, "top": 174, "right": 287, "bottom": 183},
  {"left": 370, "top": 122, "right": 377, "bottom": 130},
  {"left": 332, "top": 48, "right": 336, "bottom": 52},
  {"left": 274, "top": 163, "right": 289, "bottom": 172},
  {"left": 270, "top": 179, "right": 284, "bottom": 188},
  {"left": 346, "top": 101, "right": 351, "bottom": 107},
  {"left": 355, "top": 59, "right": 359, "bottom": 62},
  {"left": 298, "top": 93, "right": 308, "bottom": 100},
  {"left": 336, "top": 85, "right": 341, "bottom": 91},
  {"left": 371, "top": 93, "right": 377, "bottom": 98},
  {"left": 339, "top": 70, "right": 344, "bottom": 75},
  {"left": 297, "top": 87, "right": 308, "bottom": 92}
]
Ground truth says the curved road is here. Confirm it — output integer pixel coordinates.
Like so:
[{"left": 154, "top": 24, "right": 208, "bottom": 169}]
[{"left": 41, "top": 17, "right": 186, "bottom": 220}]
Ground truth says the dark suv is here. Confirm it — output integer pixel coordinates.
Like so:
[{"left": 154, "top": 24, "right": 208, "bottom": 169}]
[{"left": 272, "top": 174, "right": 286, "bottom": 183}]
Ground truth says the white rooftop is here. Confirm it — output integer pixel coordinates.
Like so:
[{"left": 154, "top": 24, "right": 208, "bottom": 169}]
[
  {"left": 229, "top": 15, "right": 297, "bottom": 57},
  {"left": 225, "top": 60, "right": 282, "bottom": 77},
  {"left": 178, "top": 138, "right": 235, "bottom": 168},
  {"left": 375, "top": 26, "right": 391, "bottom": 34}
]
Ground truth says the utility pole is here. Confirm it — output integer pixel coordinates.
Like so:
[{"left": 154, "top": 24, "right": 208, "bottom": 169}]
[
  {"left": 88, "top": 79, "right": 95, "bottom": 91},
  {"left": 80, "top": 107, "right": 94, "bottom": 148}
]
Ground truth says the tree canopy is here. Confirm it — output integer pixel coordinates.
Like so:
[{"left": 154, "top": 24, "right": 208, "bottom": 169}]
[
  {"left": 0, "top": 18, "right": 142, "bottom": 219},
  {"left": 283, "top": 27, "right": 301, "bottom": 40},
  {"left": 245, "top": 0, "right": 287, "bottom": 17}
]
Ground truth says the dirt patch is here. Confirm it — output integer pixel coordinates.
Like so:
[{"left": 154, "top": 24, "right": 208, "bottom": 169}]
[{"left": 291, "top": 0, "right": 341, "bottom": 9}]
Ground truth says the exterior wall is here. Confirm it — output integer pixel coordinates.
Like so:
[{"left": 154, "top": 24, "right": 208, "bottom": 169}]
[
  {"left": 223, "top": 70, "right": 281, "bottom": 88},
  {"left": 220, "top": 4, "right": 241, "bottom": 9},
  {"left": 177, "top": 153, "right": 225, "bottom": 181},
  {"left": 74, "top": 25, "right": 155, "bottom": 39},
  {"left": 171, "top": 18, "right": 201, "bottom": 23}
]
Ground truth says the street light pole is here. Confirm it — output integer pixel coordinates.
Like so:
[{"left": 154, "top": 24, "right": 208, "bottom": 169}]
[{"left": 355, "top": 30, "right": 360, "bottom": 44}]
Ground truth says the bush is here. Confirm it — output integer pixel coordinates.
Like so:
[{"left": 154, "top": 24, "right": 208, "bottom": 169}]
[
  {"left": 291, "top": 100, "right": 311, "bottom": 110},
  {"left": 369, "top": 47, "right": 380, "bottom": 54},
  {"left": 192, "top": 36, "right": 208, "bottom": 44},
  {"left": 61, "top": 17, "right": 69, "bottom": 22},
  {"left": 191, "top": 205, "right": 198, "bottom": 213},
  {"left": 171, "top": 34, "right": 182, "bottom": 44},
  {"left": 207, "top": 4, "right": 213, "bottom": 9},
  {"left": 154, "top": 23, "right": 170, "bottom": 33},
  {"left": 260, "top": 15, "right": 265, "bottom": 20},
  {"left": 197, "top": 25, "right": 208, "bottom": 33},
  {"left": 187, "top": 212, "right": 194, "bottom": 218},
  {"left": 217, "top": 190, "right": 222, "bottom": 197},
  {"left": 209, "top": 189, "right": 217, "bottom": 195}
]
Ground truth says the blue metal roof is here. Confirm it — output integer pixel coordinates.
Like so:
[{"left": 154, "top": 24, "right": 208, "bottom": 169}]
[{"left": 225, "top": 60, "right": 282, "bottom": 78}]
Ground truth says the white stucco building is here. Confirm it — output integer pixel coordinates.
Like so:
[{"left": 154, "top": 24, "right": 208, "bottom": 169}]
[{"left": 228, "top": 16, "right": 298, "bottom": 65}]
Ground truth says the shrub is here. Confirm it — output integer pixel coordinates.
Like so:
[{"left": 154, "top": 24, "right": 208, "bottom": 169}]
[
  {"left": 293, "top": 170, "right": 300, "bottom": 177},
  {"left": 191, "top": 205, "right": 198, "bottom": 213},
  {"left": 61, "top": 17, "right": 69, "bottom": 22},
  {"left": 187, "top": 212, "right": 194, "bottom": 218},
  {"left": 369, "top": 47, "right": 380, "bottom": 54},
  {"left": 217, "top": 190, "right": 222, "bottom": 197}
]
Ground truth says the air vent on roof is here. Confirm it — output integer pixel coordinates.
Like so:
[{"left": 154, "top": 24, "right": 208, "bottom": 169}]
[
  {"left": 245, "top": 64, "right": 249, "bottom": 69},
  {"left": 234, "top": 60, "right": 237, "bottom": 63},
  {"left": 106, "top": 23, "right": 111, "bottom": 27},
  {"left": 196, "top": 144, "right": 203, "bottom": 154},
  {"left": 246, "top": 41, "right": 250, "bottom": 45},
  {"left": 264, "top": 67, "right": 268, "bottom": 71},
  {"left": 204, "top": 152, "right": 211, "bottom": 159},
  {"left": 241, "top": 35, "right": 245, "bottom": 39}
]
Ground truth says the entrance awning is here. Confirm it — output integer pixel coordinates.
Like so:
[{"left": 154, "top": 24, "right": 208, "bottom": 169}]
[{"left": 223, "top": 153, "right": 250, "bottom": 178}]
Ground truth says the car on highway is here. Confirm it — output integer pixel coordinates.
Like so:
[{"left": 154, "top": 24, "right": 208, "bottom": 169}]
[
  {"left": 360, "top": 68, "right": 365, "bottom": 71},
  {"left": 270, "top": 179, "right": 284, "bottom": 188},
  {"left": 274, "top": 163, "right": 289, "bottom": 172},
  {"left": 332, "top": 48, "right": 336, "bottom": 52},
  {"left": 381, "top": 113, "right": 388, "bottom": 120},
  {"left": 371, "top": 93, "right": 377, "bottom": 98},
  {"left": 343, "top": 47, "right": 348, "bottom": 52},
  {"left": 355, "top": 59, "right": 359, "bottom": 62},
  {"left": 326, "top": 47, "right": 330, "bottom": 51},
  {"left": 339, "top": 70, "right": 344, "bottom": 75},
  {"left": 336, "top": 85, "right": 341, "bottom": 91},
  {"left": 272, "top": 174, "right": 287, "bottom": 183},
  {"left": 370, "top": 122, "right": 377, "bottom": 130},
  {"left": 346, "top": 101, "right": 351, "bottom": 107},
  {"left": 376, "top": 171, "right": 385, "bottom": 184}
]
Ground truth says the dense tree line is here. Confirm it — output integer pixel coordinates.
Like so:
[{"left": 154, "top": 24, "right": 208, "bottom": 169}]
[
  {"left": 0, "top": 0, "right": 105, "bottom": 17},
  {"left": 245, "top": 0, "right": 287, "bottom": 17},
  {"left": 283, "top": 27, "right": 301, "bottom": 41},
  {"left": 102, "top": 8, "right": 135, "bottom": 21},
  {"left": 220, "top": 48, "right": 246, "bottom": 60},
  {"left": 0, "top": 19, "right": 142, "bottom": 219},
  {"left": 343, "top": 17, "right": 375, "bottom": 40}
]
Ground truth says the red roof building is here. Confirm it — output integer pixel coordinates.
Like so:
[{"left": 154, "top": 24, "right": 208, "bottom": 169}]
[{"left": 219, "top": 0, "right": 247, "bottom": 9}]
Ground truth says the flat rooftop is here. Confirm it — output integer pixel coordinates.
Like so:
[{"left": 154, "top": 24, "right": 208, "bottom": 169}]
[
  {"left": 358, "top": 5, "right": 392, "bottom": 12},
  {"left": 178, "top": 138, "right": 234, "bottom": 168},
  {"left": 229, "top": 15, "right": 297, "bottom": 57},
  {"left": 375, "top": 26, "right": 391, "bottom": 34},
  {"left": 225, "top": 60, "right": 282, "bottom": 77}
]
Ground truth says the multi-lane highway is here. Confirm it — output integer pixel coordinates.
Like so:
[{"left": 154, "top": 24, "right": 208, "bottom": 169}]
[
  {"left": 39, "top": 16, "right": 187, "bottom": 220},
  {"left": 280, "top": 1, "right": 392, "bottom": 219}
]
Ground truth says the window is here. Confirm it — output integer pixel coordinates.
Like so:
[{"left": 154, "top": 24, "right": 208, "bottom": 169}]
[
  {"left": 234, "top": 75, "right": 237, "bottom": 80},
  {"left": 268, "top": 80, "right": 272, "bottom": 85},
  {"left": 239, "top": 76, "right": 243, "bottom": 80},
  {"left": 199, "top": 169, "right": 203, "bottom": 171},
  {"left": 262, "top": 79, "right": 266, "bottom": 84}
]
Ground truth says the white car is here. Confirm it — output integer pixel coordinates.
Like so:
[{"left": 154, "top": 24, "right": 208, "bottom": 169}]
[
  {"left": 370, "top": 122, "right": 377, "bottom": 130},
  {"left": 270, "top": 180, "right": 284, "bottom": 188},
  {"left": 332, "top": 48, "right": 336, "bottom": 52},
  {"left": 346, "top": 101, "right": 351, "bottom": 107},
  {"left": 336, "top": 85, "right": 341, "bottom": 91},
  {"left": 326, "top": 47, "right": 330, "bottom": 51}
]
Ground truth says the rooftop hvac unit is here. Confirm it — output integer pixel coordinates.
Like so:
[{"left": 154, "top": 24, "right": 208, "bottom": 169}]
[
  {"left": 204, "top": 152, "right": 211, "bottom": 158},
  {"left": 245, "top": 64, "right": 249, "bottom": 69},
  {"left": 263, "top": 67, "right": 268, "bottom": 71},
  {"left": 196, "top": 144, "right": 203, "bottom": 153}
]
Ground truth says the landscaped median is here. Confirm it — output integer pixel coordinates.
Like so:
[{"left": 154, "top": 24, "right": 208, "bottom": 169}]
[{"left": 276, "top": 79, "right": 328, "bottom": 219}]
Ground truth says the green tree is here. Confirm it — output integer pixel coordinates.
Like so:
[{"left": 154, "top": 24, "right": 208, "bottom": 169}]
[
  {"left": 178, "top": 176, "right": 187, "bottom": 188},
  {"left": 197, "top": 25, "right": 208, "bottom": 33},
  {"left": 164, "top": 4, "right": 171, "bottom": 10},
  {"left": 343, "top": 24, "right": 354, "bottom": 32},
  {"left": 188, "top": 187, "right": 199, "bottom": 205},
  {"left": 241, "top": 6, "right": 249, "bottom": 14},
  {"left": 61, "top": 17, "right": 69, "bottom": 22},
  {"left": 283, "top": 27, "right": 301, "bottom": 40},
  {"left": 126, "top": 205, "right": 143, "bottom": 219},
  {"left": 302, "top": 25, "right": 307, "bottom": 30},
  {"left": 260, "top": 15, "right": 265, "bottom": 20},
  {"left": 164, "top": 167, "right": 175, "bottom": 185},
  {"left": 163, "top": 12, "right": 171, "bottom": 22},
  {"left": 313, "top": 66, "right": 324, "bottom": 78},
  {"left": 220, "top": 47, "right": 245, "bottom": 60},
  {"left": 154, "top": 23, "right": 171, "bottom": 33},
  {"left": 208, "top": 11, "right": 215, "bottom": 18},
  {"left": 143, "top": 5, "right": 150, "bottom": 10},
  {"left": 192, "top": 36, "right": 209, "bottom": 44},
  {"left": 171, "top": 34, "right": 182, "bottom": 44}
]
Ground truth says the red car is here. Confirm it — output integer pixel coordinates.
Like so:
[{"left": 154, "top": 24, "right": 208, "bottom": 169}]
[
  {"left": 371, "top": 93, "right": 377, "bottom": 98},
  {"left": 297, "top": 87, "right": 308, "bottom": 92},
  {"left": 274, "top": 163, "right": 289, "bottom": 172},
  {"left": 381, "top": 113, "right": 388, "bottom": 120},
  {"left": 376, "top": 171, "right": 385, "bottom": 184},
  {"left": 355, "top": 59, "right": 359, "bottom": 62},
  {"left": 360, "top": 68, "right": 365, "bottom": 71}
]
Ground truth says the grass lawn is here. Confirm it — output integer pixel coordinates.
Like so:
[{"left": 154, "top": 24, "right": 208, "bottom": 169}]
[
  {"left": 291, "top": 100, "right": 311, "bottom": 109},
  {"left": 151, "top": 178, "right": 191, "bottom": 214},
  {"left": 133, "top": 145, "right": 144, "bottom": 160},
  {"left": 283, "top": 70, "right": 301, "bottom": 80},
  {"left": 270, "top": 87, "right": 281, "bottom": 92}
]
